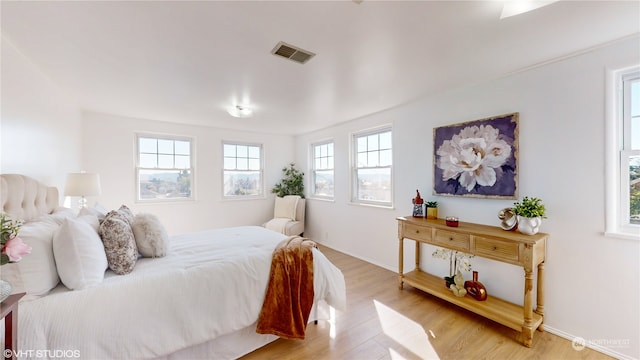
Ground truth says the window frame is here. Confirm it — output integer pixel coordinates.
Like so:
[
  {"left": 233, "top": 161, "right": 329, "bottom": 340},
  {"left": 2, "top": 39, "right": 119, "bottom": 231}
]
[
  {"left": 350, "top": 126, "right": 394, "bottom": 208},
  {"left": 135, "top": 133, "right": 195, "bottom": 203},
  {"left": 310, "top": 140, "right": 335, "bottom": 200},
  {"left": 605, "top": 66, "right": 640, "bottom": 239},
  {"left": 221, "top": 141, "right": 264, "bottom": 199}
]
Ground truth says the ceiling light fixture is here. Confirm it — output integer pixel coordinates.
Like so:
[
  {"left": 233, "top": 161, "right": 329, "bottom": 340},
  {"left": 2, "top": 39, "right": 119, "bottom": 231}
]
[
  {"left": 227, "top": 105, "right": 253, "bottom": 118},
  {"left": 500, "top": 0, "right": 558, "bottom": 19}
]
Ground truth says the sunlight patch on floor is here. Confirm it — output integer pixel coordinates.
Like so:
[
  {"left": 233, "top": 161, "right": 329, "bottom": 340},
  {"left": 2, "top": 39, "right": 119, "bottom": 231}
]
[
  {"left": 374, "top": 300, "right": 440, "bottom": 360},
  {"left": 329, "top": 306, "right": 336, "bottom": 339}
]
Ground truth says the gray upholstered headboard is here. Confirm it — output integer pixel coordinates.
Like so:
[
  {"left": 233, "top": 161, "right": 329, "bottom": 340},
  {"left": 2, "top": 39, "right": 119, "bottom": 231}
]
[{"left": 0, "top": 174, "right": 59, "bottom": 221}]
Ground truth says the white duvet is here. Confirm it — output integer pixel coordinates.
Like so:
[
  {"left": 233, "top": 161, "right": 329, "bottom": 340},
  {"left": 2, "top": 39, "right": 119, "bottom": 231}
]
[{"left": 17, "top": 226, "right": 346, "bottom": 360}]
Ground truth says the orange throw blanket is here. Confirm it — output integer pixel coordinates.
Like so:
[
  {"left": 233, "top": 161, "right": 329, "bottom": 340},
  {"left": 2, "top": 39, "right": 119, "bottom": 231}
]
[{"left": 256, "top": 236, "right": 316, "bottom": 340}]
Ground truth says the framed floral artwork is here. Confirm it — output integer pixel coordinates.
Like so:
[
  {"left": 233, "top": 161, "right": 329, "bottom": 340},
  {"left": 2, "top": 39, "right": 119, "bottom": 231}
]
[{"left": 433, "top": 112, "right": 518, "bottom": 199}]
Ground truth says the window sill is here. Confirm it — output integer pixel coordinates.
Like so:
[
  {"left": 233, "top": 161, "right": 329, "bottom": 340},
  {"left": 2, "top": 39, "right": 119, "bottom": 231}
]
[
  {"left": 220, "top": 195, "right": 267, "bottom": 201},
  {"left": 136, "top": 198, "right": 195, "bottom": 204},
  {"left": 604, "top": 231, "right": 640, "bottom": 241},
  {"left": 308, "top": 196, "right": 335, "bottom": 202},
  {"left": 348, "top": 201, "right": 395, "bottom": 210}
]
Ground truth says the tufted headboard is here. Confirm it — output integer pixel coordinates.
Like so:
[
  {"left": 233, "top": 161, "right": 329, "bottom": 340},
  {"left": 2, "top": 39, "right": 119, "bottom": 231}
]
[{"left": 1, "top": 174, "right": 59, "bottom": 222}]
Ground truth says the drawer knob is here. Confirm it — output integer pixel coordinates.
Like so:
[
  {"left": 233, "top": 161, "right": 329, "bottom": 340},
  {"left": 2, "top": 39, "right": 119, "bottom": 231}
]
[
  {"left": 492, "top": 246, "right": 498, "bottom": 251},
  {"left": 449, "top": 237, "right": 453, "bottom": 241},
  {"left": 415, "top": 230, "right": 420, "bottom": 234}
]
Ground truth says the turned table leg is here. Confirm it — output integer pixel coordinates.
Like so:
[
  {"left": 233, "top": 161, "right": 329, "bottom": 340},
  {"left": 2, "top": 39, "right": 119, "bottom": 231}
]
[
  {"left": 398, "top": 236, "right": 404, "bottom": 289},
  {"left": 522, "top": 268, "right": 534, "bottom": 347},
  {"left": 535, "top": 261, "right": 545, "bottom": 332},
  {"left": 415, "top": 241, "right": 420, "bottom": 271}
]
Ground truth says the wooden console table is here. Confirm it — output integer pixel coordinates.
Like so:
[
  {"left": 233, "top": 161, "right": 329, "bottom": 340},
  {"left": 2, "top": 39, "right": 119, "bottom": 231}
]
[{"left": 397, "top": 216, "right": 548, "bottom": 347}]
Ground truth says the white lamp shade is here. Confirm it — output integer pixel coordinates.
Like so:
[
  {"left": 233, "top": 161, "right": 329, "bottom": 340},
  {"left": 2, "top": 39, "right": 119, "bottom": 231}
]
[{"left": 65, "top": 173, "right": 102, "bottom": 196}]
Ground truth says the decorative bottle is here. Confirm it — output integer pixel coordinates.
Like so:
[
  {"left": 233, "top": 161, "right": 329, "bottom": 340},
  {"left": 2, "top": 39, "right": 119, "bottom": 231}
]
[
  {"left": 464, "top": 271, "right": 488, "bottom": 301},
  {"left": 412, "top": 190, "right": 424, "bottom": 218}
]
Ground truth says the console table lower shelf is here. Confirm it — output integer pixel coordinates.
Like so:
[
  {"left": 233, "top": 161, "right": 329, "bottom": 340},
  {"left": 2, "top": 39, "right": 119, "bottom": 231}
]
[{"left": 401, "top": 270, "right": 543, "bottom": 334}]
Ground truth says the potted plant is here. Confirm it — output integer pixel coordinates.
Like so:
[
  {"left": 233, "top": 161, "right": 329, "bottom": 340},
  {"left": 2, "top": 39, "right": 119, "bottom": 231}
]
[
  {"left": 425, "top": 201, "right": 438, "bottom": 219},
  {"left": 512, "top": 196, "right": 546, "bottom": 235},
  {"left": 271, "top": 163, "right": 305, "bottom": 198}
]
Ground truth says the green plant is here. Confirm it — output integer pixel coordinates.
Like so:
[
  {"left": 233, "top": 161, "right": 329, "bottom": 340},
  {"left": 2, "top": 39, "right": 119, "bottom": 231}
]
[
  {"left": 425, "top": 201, "right": 438, "bottom": 208},
  {"left": 271, "top": 163, "right": 305, "bottom": 198},
  {"left": 513, "top": 196, "right": 547, "bottom": 219}
]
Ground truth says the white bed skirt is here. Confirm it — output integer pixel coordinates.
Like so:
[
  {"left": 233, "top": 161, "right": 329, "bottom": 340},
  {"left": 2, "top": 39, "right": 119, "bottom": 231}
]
[{"left": 157, "top": 322, "right": 277, "bottom": 360}]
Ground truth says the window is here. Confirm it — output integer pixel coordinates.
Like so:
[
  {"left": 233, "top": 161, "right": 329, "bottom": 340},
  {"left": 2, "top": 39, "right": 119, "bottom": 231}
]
[
  {"left": 136, "top": 135, "right": 193, "bottom": 201},
  {"left": 223, "top": 142, "right": 263, "bottom": 197},
  {"left": 621, "top": 71, "right": 640, "bottom": 228},
  {"left": 351, "top": 128, "right": 393, "bottom": 206},
  {"left": 607, "top": 67, "right": 640, "bottom": 238},
  {"left": 311, "top": 141, "right": 335, "bottom": 198}
]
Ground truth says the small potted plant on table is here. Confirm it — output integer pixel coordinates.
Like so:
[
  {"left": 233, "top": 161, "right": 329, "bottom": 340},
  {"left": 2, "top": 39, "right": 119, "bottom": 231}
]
[
  {"left": 512, "top": 196, "right": 546, "bottom": 235},
  {"left": 425, "top": 201, "right": 438, "bottom": 219}
]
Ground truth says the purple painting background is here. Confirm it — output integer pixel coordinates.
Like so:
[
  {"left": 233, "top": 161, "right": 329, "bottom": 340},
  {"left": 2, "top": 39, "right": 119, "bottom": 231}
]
[{"left": 433, "top": 113, "right": 518, "bottom": 198}]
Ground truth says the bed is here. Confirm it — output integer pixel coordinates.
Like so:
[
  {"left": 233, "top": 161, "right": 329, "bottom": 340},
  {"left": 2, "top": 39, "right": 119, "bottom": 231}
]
[{"left": 0, "top": 174, "right": 346, "bottom": 359}]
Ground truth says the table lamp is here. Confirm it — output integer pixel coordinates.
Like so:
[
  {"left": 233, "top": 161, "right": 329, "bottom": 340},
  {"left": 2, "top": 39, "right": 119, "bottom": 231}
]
[{"left": 65, "top": 172, "right": 101, "bottom": 208}]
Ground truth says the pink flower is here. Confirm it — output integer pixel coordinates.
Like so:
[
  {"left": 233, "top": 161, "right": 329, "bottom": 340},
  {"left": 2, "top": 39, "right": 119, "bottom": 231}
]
[{"left": 2, "top": 236, "right": 31, "bottom": 262}]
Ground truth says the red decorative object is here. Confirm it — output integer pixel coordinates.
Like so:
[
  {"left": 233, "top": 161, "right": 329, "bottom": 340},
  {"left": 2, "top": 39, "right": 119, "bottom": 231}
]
[
  {"left": 445, "top": 216, "right": 459, "bottom": 227},
  {"left": 412, "top": 190, "right": 424, "bottom": 218},
  {"left": 464, "top": 271, "right": 488, "bottom": 301}
]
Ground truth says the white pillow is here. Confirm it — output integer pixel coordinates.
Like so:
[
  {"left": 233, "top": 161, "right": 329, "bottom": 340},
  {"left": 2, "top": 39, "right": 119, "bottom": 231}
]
[
  {"left": 53, "top": 216, "right": 108, "bottom": 290},
  {"left": 274, "top": 195, "right": 300, "bottom": 220},
  {"left": 78, "top": 203, "right": 108, "bottom": 223},
  {"left": 132, "top": 213, "right": 169, "bottom": 258},
  {"left": 0, "top": 219, "right": 60, "bottom": 297},
  {"left": 49, "top": 207, "right": 78, "bottom": 225}
]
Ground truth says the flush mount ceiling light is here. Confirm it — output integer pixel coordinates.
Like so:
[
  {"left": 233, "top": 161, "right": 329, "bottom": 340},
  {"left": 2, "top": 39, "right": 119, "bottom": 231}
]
[
  {"left": 227, "top": 105, "right": 253, "bottom": 118},
  {"left": 500, "top": 0, "right": 558, "bottom": 19}
]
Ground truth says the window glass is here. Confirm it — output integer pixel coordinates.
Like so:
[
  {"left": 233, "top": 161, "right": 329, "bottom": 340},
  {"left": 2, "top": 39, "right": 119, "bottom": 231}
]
[
  {"left": 353, "top": 129, "right": 392, "bottom": 206},
  {"left": 311, "top": 141, "right": 334, "bottom": 198},
  {"left": 136, "top": 135, "right": 193, "bottom": 201},
  {"left": 223, "top": 143, "right": 263, "bottom": 197}
]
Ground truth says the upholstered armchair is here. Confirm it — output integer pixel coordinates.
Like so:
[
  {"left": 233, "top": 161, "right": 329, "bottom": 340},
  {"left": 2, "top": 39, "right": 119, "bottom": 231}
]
[{"left": 263, "top": 195, "right": 305, "bottom": 236}]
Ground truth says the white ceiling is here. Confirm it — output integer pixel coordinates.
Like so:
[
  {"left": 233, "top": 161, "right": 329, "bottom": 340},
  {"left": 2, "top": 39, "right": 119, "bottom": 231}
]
[{"left": 2, "top": 1, "right": 638, "bottom": 135}]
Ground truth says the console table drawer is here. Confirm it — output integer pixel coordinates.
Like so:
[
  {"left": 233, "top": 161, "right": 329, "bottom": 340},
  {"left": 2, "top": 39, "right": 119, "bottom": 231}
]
[
  {"left": 474, "top": 236, "right": 519, "bottom": 262},
  {"left": 434, "top": 229, "right": 470, "bottom": 251},
  {"left": 403, "top": 223, "right": 433, "bottom": 242}
]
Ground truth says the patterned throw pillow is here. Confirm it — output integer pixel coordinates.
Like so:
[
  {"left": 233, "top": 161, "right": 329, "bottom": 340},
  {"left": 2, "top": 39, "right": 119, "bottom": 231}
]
[{"left": 99, "top": 209, "right": 138, "bottom": 275}]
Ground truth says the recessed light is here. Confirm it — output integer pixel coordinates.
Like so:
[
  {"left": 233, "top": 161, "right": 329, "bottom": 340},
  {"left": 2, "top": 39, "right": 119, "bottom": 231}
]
[{"left": 227, "top": 105, "right": 253, "bottom": 118}]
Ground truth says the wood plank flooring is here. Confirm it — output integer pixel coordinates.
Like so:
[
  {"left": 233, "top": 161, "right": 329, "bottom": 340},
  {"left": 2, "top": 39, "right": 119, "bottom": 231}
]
[{"left": 241, "top": 245, "right": 612, "bottom": 360}]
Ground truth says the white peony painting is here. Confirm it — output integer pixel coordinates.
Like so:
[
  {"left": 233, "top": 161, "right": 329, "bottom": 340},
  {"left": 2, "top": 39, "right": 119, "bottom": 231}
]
[{"left": 433, "top": 113, "right": 518, "bottom": 199}]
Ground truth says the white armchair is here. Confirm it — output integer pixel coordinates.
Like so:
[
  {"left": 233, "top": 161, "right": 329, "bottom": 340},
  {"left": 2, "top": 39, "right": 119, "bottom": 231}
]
[{"left": 263, "top": 195, "right": 305, "bottom": 236}]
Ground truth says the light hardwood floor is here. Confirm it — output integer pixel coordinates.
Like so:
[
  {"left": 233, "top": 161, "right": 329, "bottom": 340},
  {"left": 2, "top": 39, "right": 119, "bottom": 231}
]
[{"left": 242, "top": 245, "right": 612, "bottom": 360}]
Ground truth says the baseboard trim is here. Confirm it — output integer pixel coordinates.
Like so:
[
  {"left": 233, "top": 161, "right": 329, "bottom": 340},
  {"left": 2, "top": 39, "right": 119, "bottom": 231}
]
[
  {"left": 316, "top": 242, "right": 396, "bottom": 273},
  {"left": 544, "top": 326, "right": 637, "bottom": 360}
]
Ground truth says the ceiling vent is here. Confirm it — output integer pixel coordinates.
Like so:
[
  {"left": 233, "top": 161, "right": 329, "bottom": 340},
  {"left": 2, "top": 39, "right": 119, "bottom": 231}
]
[{"left": 271, "top": 41, "right": 316, "bottom": 64}]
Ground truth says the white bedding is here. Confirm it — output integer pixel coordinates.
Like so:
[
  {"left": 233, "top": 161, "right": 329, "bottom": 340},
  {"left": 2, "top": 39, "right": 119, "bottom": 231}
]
[{"left": 17, "top": 226, "right": 346, "bottom": 360}]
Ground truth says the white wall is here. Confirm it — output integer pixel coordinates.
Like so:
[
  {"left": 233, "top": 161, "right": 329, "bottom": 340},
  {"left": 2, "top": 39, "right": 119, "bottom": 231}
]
[
  {"left": 82, "top": 112, "right": 295, "bottom": 234},
  {"left": 296, "top": 36, "right": 640, "bottom": 359},
  {"left": 0, "top": 37, "right": 82, "bottom": 191}
]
